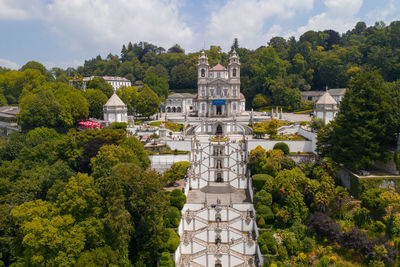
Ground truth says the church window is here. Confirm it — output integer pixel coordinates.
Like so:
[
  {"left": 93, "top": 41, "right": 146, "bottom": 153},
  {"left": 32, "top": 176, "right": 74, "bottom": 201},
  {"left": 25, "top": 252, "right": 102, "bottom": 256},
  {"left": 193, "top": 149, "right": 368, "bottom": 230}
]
[
  {"left": 233, "top": 88, "right": 237, "bottom": 97},
  {"left": 233, "top": 68, "right": 237, "bottom": 77},
  {"left": 217, "top": 72, "right": 220, "bottom": 78},
  {"left": 217, "top": 87, "right": 221, "bottom": 96},
  {"left": 210, "top": 89, "right": 214, "bottom": 96},
  {"left": 201, "top": 89, "right": 205, "bottom": 97},
  {"left": 224, "top": 89, "right": 228, "bottom": 97},
  {"left": 202, "top": 103, "right": 206, "bottom": 111},
  {"left": 233, "top": 103, "right": 237, "bottom": 111},
  {"left": 201, "top": 69, "right": 205, "bottom": 77}
]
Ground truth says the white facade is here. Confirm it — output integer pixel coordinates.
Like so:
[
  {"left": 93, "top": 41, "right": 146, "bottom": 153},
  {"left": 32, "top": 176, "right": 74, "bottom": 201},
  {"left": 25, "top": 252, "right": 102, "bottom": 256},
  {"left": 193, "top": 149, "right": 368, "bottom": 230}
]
[
  {"left": 314, "top": 91, "right": 339, "bottom": 124},
  {"left": 103, "top": 93, "right": 128, "bottom": 123},
  {"left": 70, "top": 76, "right": 131, "bottom": 91},
  {"left": 166, "top": 93, "right": 195, "bottom": 113},
  {"left": 194, "top": 50, "right": 245, "bottom": 117}
]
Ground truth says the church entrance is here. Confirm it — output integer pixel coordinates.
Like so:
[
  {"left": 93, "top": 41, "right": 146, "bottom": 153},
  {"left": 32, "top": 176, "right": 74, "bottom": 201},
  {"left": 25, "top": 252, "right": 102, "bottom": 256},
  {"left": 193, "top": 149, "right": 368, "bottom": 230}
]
[
  {"left": 216, "top": 173, "right": 223, "bottom": 182},
  {"left": 216, "top": 124, "right": 223, "bottom": 135},
  {"left": 216, "top": 105, "right": 222, "bottom": 115}
]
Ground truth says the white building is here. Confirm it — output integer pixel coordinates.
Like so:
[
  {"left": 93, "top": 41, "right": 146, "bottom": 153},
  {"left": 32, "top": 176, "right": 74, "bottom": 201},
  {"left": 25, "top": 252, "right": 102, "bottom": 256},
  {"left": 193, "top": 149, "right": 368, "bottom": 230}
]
[
  {"left": 0, "top": 106, "right": 20, "bottom": 137},
  {"left": 194, "top": 50, "right": 245, "bottom": 117},
  {"left": 103, "top": 93, "right": 128, "bottom": 123},
  {"left": 165, "top": 93, "right": 195, "bottom": 113},
  {"left": 314, "top": 91, "right": 339, "bottom": 124},
  {"left": 70, "top": 76, "right": 131, "bottom": 91},
  {"left": 301, "top": 88, "right": 346, "bottom": 103}
]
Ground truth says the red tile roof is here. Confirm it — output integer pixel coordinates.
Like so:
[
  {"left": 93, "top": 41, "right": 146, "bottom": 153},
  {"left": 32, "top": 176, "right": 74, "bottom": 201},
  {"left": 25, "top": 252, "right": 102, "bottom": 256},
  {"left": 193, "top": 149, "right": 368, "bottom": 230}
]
[{"left": 210, "top": 63, "right": 227, "bottom": 71}]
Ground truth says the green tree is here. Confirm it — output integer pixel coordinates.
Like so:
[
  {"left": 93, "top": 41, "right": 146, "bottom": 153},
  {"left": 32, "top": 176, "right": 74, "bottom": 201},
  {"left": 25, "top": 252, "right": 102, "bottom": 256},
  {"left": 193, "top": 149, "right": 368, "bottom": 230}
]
[
  {"left": 86, "top": 77, "right": 114, "bottom": 98},
  {"left": 116, "top": 86, "right": 138, "bottom": 111},
  {"left": 144, "top": 73, "right": 169, "bottom": 99},
  {"left": 84, "top": 89, "right": 108, "bottom": 119},
  {"left": 135, "top": 85, "right": 160, "bottom": 117},
  {"left": 17, "top": 90, "right": 62, "bottom": 130},
  {"left": 317, "top": 71, "right": 400, "bottom": 169},
  {"left": 164, "top": 161, "right": 190, "bottom": 184},
  {"left": 0, "top": 69, "right": 46, "bottom": 104},
  {"left": 252, "top": 93, "right": 268, "bottom": 109}
]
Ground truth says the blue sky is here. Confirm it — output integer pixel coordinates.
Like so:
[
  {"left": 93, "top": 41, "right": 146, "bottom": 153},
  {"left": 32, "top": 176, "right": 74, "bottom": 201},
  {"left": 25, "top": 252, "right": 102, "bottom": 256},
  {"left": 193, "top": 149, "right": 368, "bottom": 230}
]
[{"left": 0, "top": 0, "right": 399, "bottom": 70}]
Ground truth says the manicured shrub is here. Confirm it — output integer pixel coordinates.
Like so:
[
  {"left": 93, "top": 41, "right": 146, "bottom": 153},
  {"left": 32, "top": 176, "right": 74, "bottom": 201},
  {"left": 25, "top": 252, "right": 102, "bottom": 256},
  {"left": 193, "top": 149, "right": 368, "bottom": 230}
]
[
  {"left": 169, "top": 189, "right": 186, "bottom": 210},
  {"left": 273, "top": 142, "right": 289, "bottom": 155},
  {"left": 159, "top": 251, "right": 174, "bottom": 267},
  {"left": 252, "top": 174, "right": 274, "bottom": 191},
  {"left": 254, "top": 190, "right": 273, "bottom": 207},
  {"left": 256, "top": 205, "right": 274, "bottom": 224},
  {"left": 258, "top": 232, "right": 278, "bottom": 254},
  {"left": 165, "top": 206, "right": 181, "bottom": 228},
  {"left": 280, "top": 157, "right": 296, "bottom": 170},
  {"left": 165, "top": 229, "right": 180, "bottom": 253}
]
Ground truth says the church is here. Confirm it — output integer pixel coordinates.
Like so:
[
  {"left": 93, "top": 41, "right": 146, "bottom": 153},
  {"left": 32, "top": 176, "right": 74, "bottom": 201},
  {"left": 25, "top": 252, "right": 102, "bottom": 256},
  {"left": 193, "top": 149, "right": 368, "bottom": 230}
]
[{"left": 194, "top": 50, "right": 245, "bottom": 117}]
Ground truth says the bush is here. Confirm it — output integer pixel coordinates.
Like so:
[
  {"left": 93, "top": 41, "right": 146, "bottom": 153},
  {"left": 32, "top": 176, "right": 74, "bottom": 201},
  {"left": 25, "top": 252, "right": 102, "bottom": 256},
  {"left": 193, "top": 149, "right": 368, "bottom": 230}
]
[
  {"left": 169, "top": 189, "right": 186, "bottom": 210},
  {"left": 256, "top": 205, "right": 275, "bottom": 224},
  {"left": 164, "top": 161, "right": 190, "bottom": 184},
  {"left": 254, "top": 190, "right": 273, "bottom": 207},
  {"left": 111, "top": 122, "right": 127, "bottom": 130},
  {"left": 165, "top": 206, "right": 181, "bottom": 228},
  {"left": 273, "top": 142, "right": 289, "bottom": 155},
  {"left": 280, "top": 157, "right": 296, "bottom": 170},
  {"left": 159, "top": 251, "right": 174, "bottom": 267},
  {"left": 252, "top": 174, "right": 273, "bottom": 191},
  {"left": 258, "top": 232, "right": 278, "bottom": 254},
  {"left": 165, "top": 229, "right": 180, "bottom": 253}
]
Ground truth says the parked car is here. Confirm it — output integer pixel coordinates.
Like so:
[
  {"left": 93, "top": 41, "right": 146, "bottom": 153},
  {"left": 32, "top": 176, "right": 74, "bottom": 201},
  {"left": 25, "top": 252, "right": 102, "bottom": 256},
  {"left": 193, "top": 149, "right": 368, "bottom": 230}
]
[{"left": 357, "top": 170, "right": 370, "bottom": 176}]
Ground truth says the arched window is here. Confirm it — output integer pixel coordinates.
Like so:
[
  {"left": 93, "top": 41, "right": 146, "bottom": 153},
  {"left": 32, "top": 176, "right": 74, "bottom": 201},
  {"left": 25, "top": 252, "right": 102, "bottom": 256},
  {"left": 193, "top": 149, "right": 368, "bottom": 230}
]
[
  {"left": 216, "top": 87, "right": 221, "bottom": 96},
  {"left": 201, "top": 69, "right": 205, "bottom": 77},
  {"left": 233, "top": 68, "right": 237, "bottom": 77}
]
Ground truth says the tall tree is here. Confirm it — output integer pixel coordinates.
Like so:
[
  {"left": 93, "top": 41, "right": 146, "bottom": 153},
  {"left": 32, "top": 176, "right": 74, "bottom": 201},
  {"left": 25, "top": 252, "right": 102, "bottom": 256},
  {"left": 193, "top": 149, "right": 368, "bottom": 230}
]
[
  {"left": 317, "top": 71, "right": 400, "bottom": 169},
  {"left": 135, "top": 85, "right": 160, "bottom": 117}
]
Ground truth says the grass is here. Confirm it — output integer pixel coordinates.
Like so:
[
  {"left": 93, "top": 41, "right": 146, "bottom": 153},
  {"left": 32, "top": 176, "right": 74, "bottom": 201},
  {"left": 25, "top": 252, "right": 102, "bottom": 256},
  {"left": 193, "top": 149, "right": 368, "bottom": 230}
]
[
  {"left": 271, "top": 133, "right": 306, "bottom": 141},
  {"left": 148, "top": 121, "right": 184, "bottom": 132}
]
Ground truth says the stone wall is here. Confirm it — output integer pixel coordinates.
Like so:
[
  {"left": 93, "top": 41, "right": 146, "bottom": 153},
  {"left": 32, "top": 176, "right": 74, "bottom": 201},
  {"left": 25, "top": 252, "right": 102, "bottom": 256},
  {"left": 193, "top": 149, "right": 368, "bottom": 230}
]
[{"left": 247, "top": 139, "right": 314, "bottom": 153}]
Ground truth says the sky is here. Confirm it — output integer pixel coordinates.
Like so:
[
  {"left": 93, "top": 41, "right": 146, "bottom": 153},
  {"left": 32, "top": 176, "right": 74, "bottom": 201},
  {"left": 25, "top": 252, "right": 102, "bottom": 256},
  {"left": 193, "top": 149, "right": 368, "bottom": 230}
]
[{"left": 0, "top": 0, "right": 399, "bottom": 70}]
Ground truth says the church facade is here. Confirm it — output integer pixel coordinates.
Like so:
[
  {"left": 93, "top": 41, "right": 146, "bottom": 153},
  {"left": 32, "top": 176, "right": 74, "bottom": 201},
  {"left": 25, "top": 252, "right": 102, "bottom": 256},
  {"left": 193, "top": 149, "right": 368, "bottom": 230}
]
[{"left": 194, "top": 50, "right": 245, "bottom": 117}]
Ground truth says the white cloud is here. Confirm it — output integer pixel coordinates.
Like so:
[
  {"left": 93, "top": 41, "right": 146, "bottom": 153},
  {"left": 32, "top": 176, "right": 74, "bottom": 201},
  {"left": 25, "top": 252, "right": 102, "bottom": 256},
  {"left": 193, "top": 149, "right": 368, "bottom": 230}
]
[
  {"left": 0, "top": 0, "right": 44, "bottom": 20},
  {"left": 295, "top": 0, "right": 363, "bottom": 36},
  {"left": 203, "top": 0, "right": 314, "bottom": 50},
  {"left": 0, "top": 0, "right": 193, "bottom": 53},
  {"left": 0, "top": 58, "right": 19, "bottom": 69},
  {"left": 366, "top": 0, "right": 397, "bottom": 24}
]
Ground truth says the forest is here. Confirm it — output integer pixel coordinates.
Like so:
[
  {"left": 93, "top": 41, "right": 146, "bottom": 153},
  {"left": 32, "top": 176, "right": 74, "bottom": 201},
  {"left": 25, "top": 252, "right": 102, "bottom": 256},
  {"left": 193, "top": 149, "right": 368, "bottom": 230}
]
[{"left": 1, "top": 20, "right": 400, "bottom": 266}]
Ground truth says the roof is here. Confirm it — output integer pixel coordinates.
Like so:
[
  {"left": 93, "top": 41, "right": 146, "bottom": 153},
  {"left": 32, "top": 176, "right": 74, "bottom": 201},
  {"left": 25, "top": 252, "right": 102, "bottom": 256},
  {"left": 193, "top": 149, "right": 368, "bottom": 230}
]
[
  {"left": 316, "top": 91, "right": 337, "bottom": 105},
  {"left": 301, "top": 88, "right": 346, "bottom": 97},
  {"left": 168, "top": 93, "right": 195, "bottom": 99},
  {"left": 102, "top": 76, "right": 131, "bottom": 82},
  {"left": 240, "top": 93, "right": 245, "bottom": 99},
  {"left": 0, "top": 106, "right": 19, "bottom": 116},
  {"left": 104, "top": 93, "right": 127, "bottom": 107},
  {"left": 210, "top": 63, "right": 227, "bottom": 71},
  {"left": 328, "top": 88, "right": 346, "bottom": 96}
]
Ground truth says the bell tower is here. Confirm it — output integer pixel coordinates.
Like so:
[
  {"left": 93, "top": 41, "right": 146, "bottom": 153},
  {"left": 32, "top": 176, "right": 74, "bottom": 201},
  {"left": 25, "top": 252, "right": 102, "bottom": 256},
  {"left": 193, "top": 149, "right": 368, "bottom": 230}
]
[
  {"left": 228, "top": 49, "right": 240, "bottom": 79},
  {"left": 198, "top": 50, "right": 209, "bottom": 81}
]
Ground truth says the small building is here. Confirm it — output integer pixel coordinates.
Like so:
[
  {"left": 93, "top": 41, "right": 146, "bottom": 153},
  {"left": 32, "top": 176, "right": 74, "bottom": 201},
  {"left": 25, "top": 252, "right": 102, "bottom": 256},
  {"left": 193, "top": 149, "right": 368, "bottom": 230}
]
[
  {"left": 165, "top": 93, "right": 194, "bottom": 113},
  {"left": 103, "top": 93, "right": 128, "bottom": 123},
  {"left": 314, "top": 91, "right": 339, "bottom": 124},
  {"left": 70, "top": 76, "right": 131, "bottom": 91},
  {"left": 302, "top": 88, "right": 346, "bottom": 103},
  {"left": 0, "top": 106, "right": 20, "bottom": 137}
]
